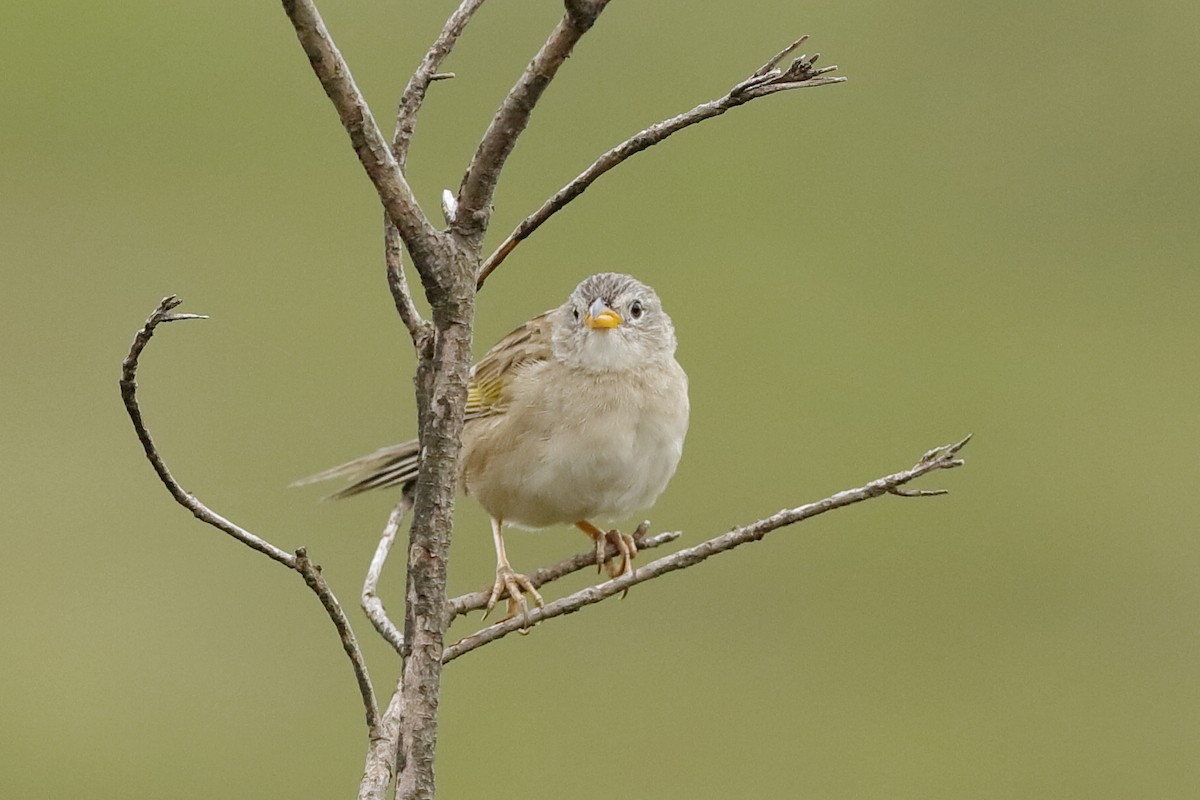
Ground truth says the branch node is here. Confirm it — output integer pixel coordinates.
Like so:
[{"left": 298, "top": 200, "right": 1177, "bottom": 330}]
[
  {"left": 920, "top": 433, "right": 974, "bottom": 465},
  {"left": 752, "top": 35, "right": 809, "bottom": 77}
]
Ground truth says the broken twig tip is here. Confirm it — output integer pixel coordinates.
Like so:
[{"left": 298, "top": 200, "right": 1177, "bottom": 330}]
[
  {"left": 889, "top": 486, "right": 950, "bottom": 498},
  {"left": 441, "top": 189, "right": 458, "bottom": 225}
]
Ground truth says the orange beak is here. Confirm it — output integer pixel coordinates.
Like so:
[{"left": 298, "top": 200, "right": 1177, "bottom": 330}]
[{"left": 584, "top": 298, "right": 622, "bottom": 329}]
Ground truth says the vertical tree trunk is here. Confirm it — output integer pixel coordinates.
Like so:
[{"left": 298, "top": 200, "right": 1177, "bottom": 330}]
[{"left": 396, "top": 239, "right": 477, "bottom": 800}]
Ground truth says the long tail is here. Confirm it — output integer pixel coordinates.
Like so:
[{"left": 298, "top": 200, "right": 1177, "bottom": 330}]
[{"left": 291, "top": 440, "right": 421, "bottom": 500}]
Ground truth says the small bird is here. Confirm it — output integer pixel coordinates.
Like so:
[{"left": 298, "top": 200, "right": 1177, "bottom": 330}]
[{"left": 297, "top": 272, "right": 689, "bottom": 625}]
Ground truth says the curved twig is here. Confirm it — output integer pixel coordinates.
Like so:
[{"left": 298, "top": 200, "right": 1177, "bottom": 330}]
[
  {"left": 362, "top": 496, "right": 412, "bottom": 655},
  {"left": 442, "top": 435, "right": 971, "bottom": 662},
  {"left": 120, "top": 296, "right": 379, "bottom": 733},
  {"left": 476, "top": 38, "right": 844, "bottom": 287}
]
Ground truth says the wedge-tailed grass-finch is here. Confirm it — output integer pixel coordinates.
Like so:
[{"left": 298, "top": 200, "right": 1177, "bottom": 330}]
[{"left": 298, "top": 273, "right": 689, "bottom": 627}]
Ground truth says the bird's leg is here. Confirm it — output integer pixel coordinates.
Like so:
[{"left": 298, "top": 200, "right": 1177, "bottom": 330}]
[
  {"left": 485, "top": 516, "right": 544, "bottom": 631},
  {"left": 575, "top": 520, "right": 638, "bottom": 582}
]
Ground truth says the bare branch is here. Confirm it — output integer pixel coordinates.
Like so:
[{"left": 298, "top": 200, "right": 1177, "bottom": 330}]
[
  {"left": 359, "top": 675, "right": 406, "bottom": 800},
  {"left": 443, "top": 526, "right": 681, "bottom": 624},
  {"left": 442, "top": 436, "right": 971, "bottom": 662},
  {"left": 380, "top": 1, "right": 487, "bottom": 347},
  {"left": 362, "top": 496, "right": 412, "bottom": 655},
  {"left": 121, "top": 296, "right": 379, "bottom": 732},
  {"left": 454, "top": 0, "right": 612, "bottom": 245},
  {"left": 120, "top": 297, "right": 292, "bottom": 566},
  {"left": 280, "top": 0, "right": 440, "bottom": 269},
  {"left": 392, "top": 0, "right": 487, "bottom": 168},
  {"left": 295, "top": 548, "right": 380, "bottom": 731},
  {"left": 477, "top": 38, "right": 845, "bottom": 287},
  {"left": 385, "top": 221, "right": 432, "bottom": 344}
]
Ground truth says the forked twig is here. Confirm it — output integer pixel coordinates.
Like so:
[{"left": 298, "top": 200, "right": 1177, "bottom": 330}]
[
  {"left": 442, "top": 436, "right": 971, "bottom": 662},
  {"left": 120, "top": 296, "right": 379, "bottom": 734}
]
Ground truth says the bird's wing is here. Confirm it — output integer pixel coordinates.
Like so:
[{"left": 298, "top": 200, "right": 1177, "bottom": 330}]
[{"left": 466, "top": 310, "right": 554, "bottom": 421}]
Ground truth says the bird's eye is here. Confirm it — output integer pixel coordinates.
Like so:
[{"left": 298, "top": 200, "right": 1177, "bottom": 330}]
[
  {"left": 629, "top": 300, "right": 644, "bottom": 319},
  {"left": 572, "top": 307, "right": 580, "bottom": 321}
]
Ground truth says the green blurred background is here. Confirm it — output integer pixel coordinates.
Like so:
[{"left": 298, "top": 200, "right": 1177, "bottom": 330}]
[{"left": 3, "top": 0, "right": 1198, "bottom": 797}]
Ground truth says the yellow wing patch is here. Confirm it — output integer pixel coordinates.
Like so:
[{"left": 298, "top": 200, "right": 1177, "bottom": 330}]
[{"left": 465, "top": 311, "right": 555, "bottom": 422}]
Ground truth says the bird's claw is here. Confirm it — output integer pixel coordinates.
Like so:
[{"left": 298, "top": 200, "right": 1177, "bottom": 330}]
[
  {"left": 578, "top": 520, "right": 642, "bottom": 596},
  {"left": 589, "top": 528, "right": 637, "bottom": 579},
  {"left": 484, "top": 564, "right": 544, "bottom": 632}
]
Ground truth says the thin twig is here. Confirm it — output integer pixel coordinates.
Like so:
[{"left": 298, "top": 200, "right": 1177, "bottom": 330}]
[
  {"left": 454, "top": 0, "right": 612, "bottom": 246},
  {"left": 120, "top": 296, "right": 379, "bottom": 733},
  {"left": 385, "top": 220, "right": 431, "bottom": 344},
  {"left": 295, "top": 548, "right": 380, "bottom": 733},
  {"left": 120, "top": 297, "right": 291, "bottom": 566},
  {"left": 443, "top": 527, "right": 681, "bottom": 624},
  {"left": 380, "top": 1, "right": 486, "bottom": 348},
  {"left": 392, "top": 0, "right": 487, "bottom": 168},
  {"left": 281, "top": 0, "right": 440, "bottom": 269},
  {"left": 442, "top": 436, "right": 971, "bottom": 662},
  {"left": 362, "top": 496, "right": 412, "bottom": 655},
  {"left": 476, "top": 38, "right": 845, "bottom": 287}
]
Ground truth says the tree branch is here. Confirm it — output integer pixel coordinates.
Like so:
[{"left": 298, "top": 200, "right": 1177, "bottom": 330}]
[
  {"left": 442, "top": 435, "right": 971, "bottom": 662},
  {"left": 120, "top": 296, "right": 379, "bottom": 733},
  {"left": 476, "top": 36, "right": 844, "bottom": 287},
  {"left": 453, "top": 0, "right": 612, "bottom": 246},
  {"left": 359, "top": 674, "right": 406, "bottom": 800},
  {"left": 362, "top": 495, "right": 412, "bottom": 656},
  {"left": 385, "top": 220, "right": 432, "bottom": 345},
  {"left": 443, "top": 525, "right": 681, "bottom": 624},
  {"left": 391, "top": 0, "right": 487, "bottom": 169},
  {"left": 281, "top": 0, "right": 441, "bottom": 273},
  {"left": 381, "top": 0, "right": 488, "bottom": 345}
]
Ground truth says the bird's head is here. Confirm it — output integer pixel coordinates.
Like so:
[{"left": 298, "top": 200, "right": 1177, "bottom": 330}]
[{"left": 552, "top": 272, "right": 677, "bottom": 373}]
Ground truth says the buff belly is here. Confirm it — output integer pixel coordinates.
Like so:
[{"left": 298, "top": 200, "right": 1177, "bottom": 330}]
[{"left": 461, "top": 363, "right": 688, "bottom": 529}]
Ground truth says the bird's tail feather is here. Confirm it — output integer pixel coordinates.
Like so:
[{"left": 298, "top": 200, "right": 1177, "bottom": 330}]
[{"left": 291, "top": 440, "right": 421, "bottom": 500}]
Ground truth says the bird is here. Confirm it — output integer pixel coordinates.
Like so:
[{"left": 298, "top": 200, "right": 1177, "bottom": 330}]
[{"left": 296, "top": 272, "right": 689, "bottom": 627}]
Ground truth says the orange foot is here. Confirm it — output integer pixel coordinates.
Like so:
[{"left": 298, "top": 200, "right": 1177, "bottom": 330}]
[{"left": 576, "top": 520, "right": 641, "bottom": 583}]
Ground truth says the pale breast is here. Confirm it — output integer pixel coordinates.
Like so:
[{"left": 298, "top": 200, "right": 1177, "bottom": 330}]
[{"left": 462, "top": 359, "right": 689, "bottom": 529}]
